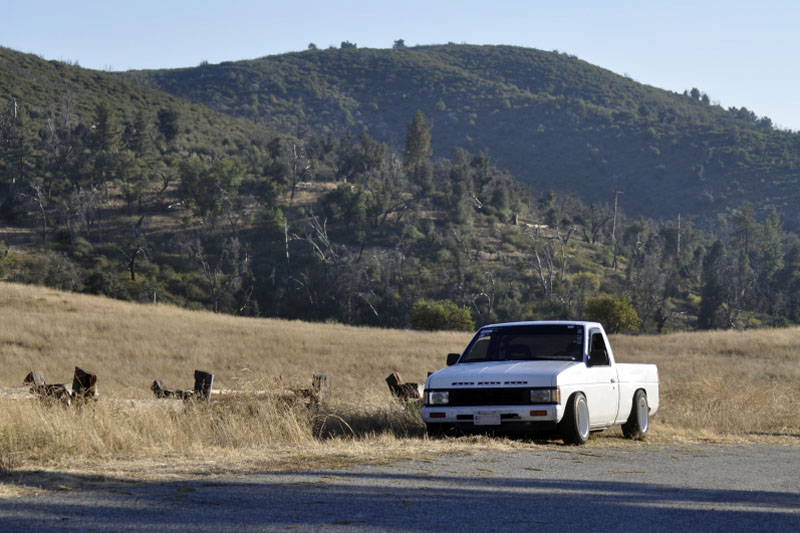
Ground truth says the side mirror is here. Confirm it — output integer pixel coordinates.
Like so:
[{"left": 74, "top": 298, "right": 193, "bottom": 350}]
[
  {"left": 587, "top": 349, "right": 609, "bottom": 367},
  {"left": 446, "top": 353, "right": 460, "bottom": 366}
]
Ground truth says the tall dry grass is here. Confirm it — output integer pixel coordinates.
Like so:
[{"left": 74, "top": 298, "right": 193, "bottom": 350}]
[
  {"left": 0, "top": 281, "right": 798, "bottom": 478},
  {"left": 0, "top": 281, "right": 469, "bottom": 475},
  {"left": 0, "top": 396, "right": 314, "bottom": 468},
  {"left": 0, "top": 281, "right": 467, "bottom": 400},
  {"left": 612, "top": 330, "right": 800, "bottom": 438}
]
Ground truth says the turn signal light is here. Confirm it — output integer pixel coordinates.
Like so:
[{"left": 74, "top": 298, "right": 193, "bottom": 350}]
[
  {"left": 529, "top": 410, "right": 547, "bottom": 416},
  {"left": 430, "top": 412, "right": 446, "bottom": 418}
]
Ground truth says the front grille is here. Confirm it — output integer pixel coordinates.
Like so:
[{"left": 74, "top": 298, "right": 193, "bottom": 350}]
[{"left": 448, "top": 388, "right": 529, "bottom": 406}]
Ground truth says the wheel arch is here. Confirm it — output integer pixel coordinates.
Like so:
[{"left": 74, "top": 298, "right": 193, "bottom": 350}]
[
  {"left": 559, "top": 390, "right": 590, "bottom": 445},
  {"left": 556, "top": 386, "right": 583, "bottom": 422}
]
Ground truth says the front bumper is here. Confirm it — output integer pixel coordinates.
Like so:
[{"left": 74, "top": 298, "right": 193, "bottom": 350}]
[{"left": 421, "top": 404, "right": 559, "bottom": 425}]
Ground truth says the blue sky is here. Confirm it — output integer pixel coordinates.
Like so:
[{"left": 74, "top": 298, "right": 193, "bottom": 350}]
[{"left": 3, "top": 1, "right": 799, "bottom": 130}]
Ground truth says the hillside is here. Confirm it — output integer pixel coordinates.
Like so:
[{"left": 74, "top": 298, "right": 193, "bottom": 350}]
[
  {"left": 121, "top": 44, "right": 800, "bottom": 223},
  {"left": 0, "top": 46, "right": 273, "bottom": 158},
  {"left": 4, "top": 44, "right": 800, "bottom": 334}
]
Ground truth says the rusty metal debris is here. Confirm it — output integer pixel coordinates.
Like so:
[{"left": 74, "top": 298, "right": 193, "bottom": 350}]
[
  {"left": 24, "top": 367, "right": 98, "bottom": 406},
  {"left": 386, "top": 372, "right": 421, "bottom": 401},
  {"left": 151, "top": 371, "right": 330, "bottom": 408}
]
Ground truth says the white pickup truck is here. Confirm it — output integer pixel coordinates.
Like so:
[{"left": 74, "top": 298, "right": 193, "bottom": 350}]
[{"left": 421, "top": 321, "right": 659, "bottom": 445}]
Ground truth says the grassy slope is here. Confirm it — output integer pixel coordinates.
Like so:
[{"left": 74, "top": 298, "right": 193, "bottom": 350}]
[
  {"left": 0, "top": 281, "right": 797, "bottom": 481},
  {"left": 121, "top": 44, "right": 800, "bottom": 221},
  {"left": 0, "top": 280, "right": 467, "bottom": 400},
  {"left": 0, "top": 44, "right": 642, "bottom": 330}
]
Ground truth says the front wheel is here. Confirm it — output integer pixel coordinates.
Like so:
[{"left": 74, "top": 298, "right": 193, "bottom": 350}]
[
  {"left": 426, "top": 423, "right": 447, "bottom": 439},
  {"left": 559, "top": 393, "right": 590, "bottom": 445},
  {"left": 622, "top": 390, "right": 649, "bottom": 439}
]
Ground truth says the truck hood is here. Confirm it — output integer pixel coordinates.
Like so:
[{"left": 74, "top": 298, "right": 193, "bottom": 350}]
[{"left": 426, "top": 360, "right": 578, "bottom": 389}]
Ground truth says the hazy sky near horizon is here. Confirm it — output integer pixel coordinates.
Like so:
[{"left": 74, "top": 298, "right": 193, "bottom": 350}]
[{"left": 3, "top": 1, "right": 799, "bottom": 130}]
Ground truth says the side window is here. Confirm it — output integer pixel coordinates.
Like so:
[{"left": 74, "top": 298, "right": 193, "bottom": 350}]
[
  {"left": 589, "top": 331, "right": 610, "bottom": 366},
  {"left": 590, "top": 332, "right": 607, "bottom": 353}
]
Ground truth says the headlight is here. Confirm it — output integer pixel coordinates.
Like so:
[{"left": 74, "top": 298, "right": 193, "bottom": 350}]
[
  {"left": 426, "top": 391, "right": 449, "bottom": 405},
  {"left": 530, "top": 388, "right": 560, "bottom": 404}
]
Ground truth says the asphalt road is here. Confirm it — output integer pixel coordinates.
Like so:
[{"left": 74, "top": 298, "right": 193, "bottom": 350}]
[{"left": 1, "top": 443, "right": 798, "bottom": 532}]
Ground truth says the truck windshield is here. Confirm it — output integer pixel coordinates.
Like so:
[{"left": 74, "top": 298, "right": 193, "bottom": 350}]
[{"left": 460, "top": 324, "right": 584, "bottom": 363}]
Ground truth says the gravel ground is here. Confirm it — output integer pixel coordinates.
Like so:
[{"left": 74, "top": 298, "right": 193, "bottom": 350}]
[{"left": 1, "top": 443, "right": 798, "bottom": 532}]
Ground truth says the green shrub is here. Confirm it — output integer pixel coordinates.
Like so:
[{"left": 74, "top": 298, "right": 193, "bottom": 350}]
[
  {"left": 410, "top": 299, "right": 474, "bottom": 331},
  {"left": 84, "top": 270, "right": 120, "bottom": 297},
  {"left": 584, "top": 294, "right": 641, "bottom": 333},
  {"left": 11, "top": 253, "right": 83, "bottom": 292}
]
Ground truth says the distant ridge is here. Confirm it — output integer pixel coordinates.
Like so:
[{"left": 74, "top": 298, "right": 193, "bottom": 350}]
[
  {"left": 0, "top": 46, "right": 273, "bottom": 156},
  {"left": 121, "top": 44, "right": 800, "bottom": 223}
]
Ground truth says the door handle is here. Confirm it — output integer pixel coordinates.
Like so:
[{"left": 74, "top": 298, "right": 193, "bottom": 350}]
[{"left": 610, "top": 378, "right": 616, "bottom": 383}]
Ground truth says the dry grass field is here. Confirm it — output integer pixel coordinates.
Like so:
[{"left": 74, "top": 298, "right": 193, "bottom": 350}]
[
  {"left": 0, "top": 281, "right": 798, "bottom": 484},
  {"left": 614, "top": 331, "right": 800, "bottom": 439}
]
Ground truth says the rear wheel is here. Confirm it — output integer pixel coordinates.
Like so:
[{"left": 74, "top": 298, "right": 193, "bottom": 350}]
[
  {"left": 622, "top": 390, "right": 649, "bottom": 439},
  {"left": 559, "top": 393, "right": 590, "bottom": 445}
]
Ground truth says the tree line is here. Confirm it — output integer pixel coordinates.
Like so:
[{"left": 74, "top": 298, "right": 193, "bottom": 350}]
[{"left": 2, "top": 97, "right": 800, "bottom": 333}]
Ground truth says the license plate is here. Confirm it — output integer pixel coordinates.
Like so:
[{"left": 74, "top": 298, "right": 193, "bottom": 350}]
[{"left": 474, "top": 412, "right": 501, "bottom": 426}]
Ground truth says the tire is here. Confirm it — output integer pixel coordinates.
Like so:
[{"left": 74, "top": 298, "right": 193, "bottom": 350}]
[
  {"left": 426, "top": 423, "right": 446, "bottom": 439},
  {"left": 559, "top": 393, "right": 590, "bottom": 445},
  {"left": 622, "top": 390, "right": 649, "bottom": 439}
]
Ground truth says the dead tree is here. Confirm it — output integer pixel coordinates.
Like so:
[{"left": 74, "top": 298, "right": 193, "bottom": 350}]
[
  {"left": 288, "top": 142, "right": 311, "bottom": 203},
  {"left": 528, "top": 227, "right": 556, "bottom": 300},
  {"left": 578, "top": 203, "right": 612, "bottom": 244},
  {"left": 180, "top": 234, "right": 251, "bottom": 313},
  {"left": 118, "top": 225, "right": 149, "bottom": 281}
]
